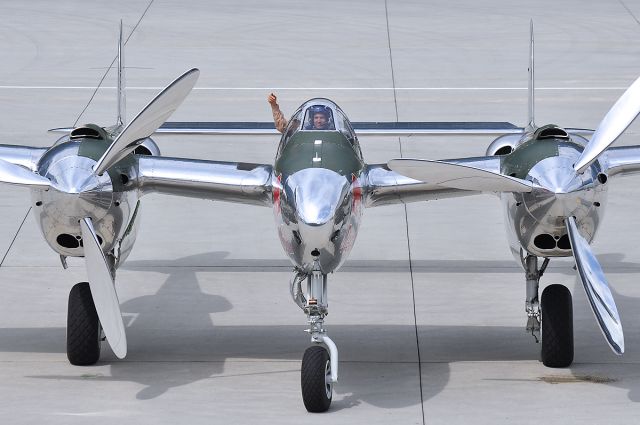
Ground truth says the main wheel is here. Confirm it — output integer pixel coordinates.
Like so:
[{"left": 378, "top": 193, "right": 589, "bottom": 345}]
[
  {"left": 67, "top": 282, "right": 102, "bottom": 365},
  {"left": 541, "top": 284, "right": 574, "bottom": 367},
  {"left": 301, "top": 345, "right": 332, "bottom": 412}
]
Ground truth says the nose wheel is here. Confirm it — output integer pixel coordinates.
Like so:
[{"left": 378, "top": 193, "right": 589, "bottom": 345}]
[
  {"left": 291, "top": 268, "right": 338, "bottom": 412},
  {"left": 301, "top": 345, "right": 332, "bottom": 412},
  {"left": 541, "top": 284, "right": 574, "bottom": 367}
]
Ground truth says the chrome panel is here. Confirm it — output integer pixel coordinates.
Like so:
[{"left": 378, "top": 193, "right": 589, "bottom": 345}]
[
  {"left": 566, "top": 216, "right": 624, "bottom": 354},
  {"left": 137, "top": 156, "right": 273, "bottom": 206},
  {"left": 274, "top": 168, "right": 361, "bottom": 273}
]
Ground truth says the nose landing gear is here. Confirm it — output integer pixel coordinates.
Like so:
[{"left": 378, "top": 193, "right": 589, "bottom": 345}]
[{"left": 291, "top": 267, "right": 338, "bottom": 412}]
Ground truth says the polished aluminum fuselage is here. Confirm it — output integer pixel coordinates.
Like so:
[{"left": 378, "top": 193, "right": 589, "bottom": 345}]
[
  {"left": 500, "top": 135, "right": 608, "bottom": 259},
  {"left": 272, "top": 126, "right": 365, "bottom": 274},
  {"left": 273, "top": 166, "right": 363, "bottom": 274}
]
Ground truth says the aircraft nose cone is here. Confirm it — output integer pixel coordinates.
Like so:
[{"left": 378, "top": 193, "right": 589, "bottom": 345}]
[
  {"left": 288, "top": 168, "right": 350, "bottom": 226},
  {"left": 285, "top": 168, "right": 350, "bottom": 249}
]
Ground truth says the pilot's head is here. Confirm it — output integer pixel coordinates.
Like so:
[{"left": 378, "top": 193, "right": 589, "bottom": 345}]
[{"left": 308, "top": 105, "right": 331, "bottom": 130}]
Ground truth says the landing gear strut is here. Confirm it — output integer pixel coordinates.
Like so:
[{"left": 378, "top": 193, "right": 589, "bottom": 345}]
[
  {"left": 523, "top": 254, "right": 547, "bottom": 342},
  {"left": 522, "top": 253, "right": 573, "bottom": 367},
  {"left": 291, "top": 265, "right": 338, "bottom": 412}
]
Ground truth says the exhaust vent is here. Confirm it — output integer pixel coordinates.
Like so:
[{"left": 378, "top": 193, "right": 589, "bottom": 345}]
[
  {"left": 57, "top": 234, "right": 80, "bottom": 249},
  {"left": 557, "top": 234, "right": 571, "bottom": 250},
  {"left": 534, "top": 234, "right": 556, "bottom": 250}
]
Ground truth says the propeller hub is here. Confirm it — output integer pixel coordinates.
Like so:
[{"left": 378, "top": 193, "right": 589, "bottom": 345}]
[
  {"left": 39, "top": 156, "right": 114, "bottom": 223},
  {"left": 524, "top": 155, "right": 600, "bottom": 226}
]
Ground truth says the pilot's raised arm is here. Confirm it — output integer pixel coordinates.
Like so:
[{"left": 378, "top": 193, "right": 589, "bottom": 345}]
[{"left": 268, "top": 93, "right": 288, "bottom": 133}]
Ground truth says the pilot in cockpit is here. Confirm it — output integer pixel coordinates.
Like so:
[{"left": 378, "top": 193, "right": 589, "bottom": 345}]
[
  {"left": 268, "top": 93, "right": 336, "bottom": 133},
  {"left": 304, "top": 105, "right": 334, "bottom": 130}
]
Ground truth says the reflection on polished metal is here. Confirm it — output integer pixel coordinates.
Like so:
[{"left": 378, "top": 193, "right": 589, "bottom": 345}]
[
  {"left": 0, "top": 59, "right": 199, "bottom": 361},
  {"left": 11, "top": 23, "right": 640, "bottom": 411},
  {"left": 80, "top": 217, "right": 127, "bottom": 359},
  {"left": 137, "top": 156, "right": 272, "bottom": 206},
  {"left": 574, "top": 74, "right": 640, "bottom": 174},
  {"left": 566, "top": 216, "right": 624, "bottom": 354},
  {"left": 387, "top": 158, "right": 536, "bottom": 193},
  {"left": 0, "top": 158, "right": 51, "bottom": 189},
  {"left": 387, "top": 27, "right": 640, "bottom": 360},
  {"left": 301, "top": 261, "right": 338, "bottom": 383},
  {"left": 94, "top": 68, "right": 200, "bottom": 175},
  {"left": 523, "top": 254, "right": 548, "bottom": 343}
]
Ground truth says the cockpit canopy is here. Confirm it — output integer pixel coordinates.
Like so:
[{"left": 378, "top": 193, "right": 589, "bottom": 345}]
[
  {"left": 278, "top": 98, "right": 360, "bottom": 156},
  {"left": 286, "top": 99, "right": 356, "bottom": 134}
]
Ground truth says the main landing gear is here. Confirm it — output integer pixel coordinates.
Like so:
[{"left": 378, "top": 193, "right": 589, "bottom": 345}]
[
  {"left": 523, "top": 254, "right": 574, "bottom": 367},
  {"left": 291, "top": 266, "right": 338, "bottom": 412},
  {"left": 67, "top": 282, "right": 103, "bottom": 365}
]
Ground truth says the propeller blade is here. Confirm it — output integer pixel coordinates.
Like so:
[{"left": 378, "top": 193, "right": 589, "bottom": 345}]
[
  {"left": 0, "top": 158, "right": 50, "bottom": 189},
  {"left": 93, "top": 68, "right": 200, "bottom": 175},
  {"left": 387, "top": 159, "right": 536, "bottom": 192},
  {"left": 574, "top": 75, "right": 640, "bottom": 174},
  {"left": 565, "top": 216, "right": 624, "bottom": 354},
  {"left": 79, "top": 217, "right": 127, "bottom": 359}
]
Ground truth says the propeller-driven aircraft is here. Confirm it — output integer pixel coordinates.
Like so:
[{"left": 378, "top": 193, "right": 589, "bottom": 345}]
[
  {"left": 5, "top": 21, "right": 636, "bottom": 413},
  {"left": 1, "top": 23, "right": 537, "bottom": 413},
  {"left": 389, "top": 23, "right": 640, "bottom": 369}
]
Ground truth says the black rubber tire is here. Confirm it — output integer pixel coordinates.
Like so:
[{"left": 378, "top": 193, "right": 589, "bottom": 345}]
[
  {"left": 67, "top": 282, "right": 101, "bottom": 365},
  {"left": 301, "top": 345, "right": 332, "bottom": 412},
  {"left": 541, "top": 284, "right": 574, "bottom": 367}
]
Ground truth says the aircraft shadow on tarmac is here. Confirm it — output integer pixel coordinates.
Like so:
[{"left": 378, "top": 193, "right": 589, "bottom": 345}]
[{"left": 4, "top": 251, "right": 640, "bottom": 408}]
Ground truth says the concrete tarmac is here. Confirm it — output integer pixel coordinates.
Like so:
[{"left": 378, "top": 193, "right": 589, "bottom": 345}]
[{"left": 2, "top": 1, "right": 640, "bottom": 423}]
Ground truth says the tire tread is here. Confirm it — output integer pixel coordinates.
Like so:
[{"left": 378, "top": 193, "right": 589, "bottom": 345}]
[
  {"left": 301, "top": 346, "right": 331, "bottom": 412},
  {"left": 541, "top": 284, "right": 574, "bottom": 367},
  {"left": 67, "top": 282, "right": 101, "bottom": 365}
]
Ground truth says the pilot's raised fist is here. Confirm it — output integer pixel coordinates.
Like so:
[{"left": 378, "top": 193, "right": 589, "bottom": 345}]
[{"left": 268, "top": 93, "right": 278, "bottom": 106}]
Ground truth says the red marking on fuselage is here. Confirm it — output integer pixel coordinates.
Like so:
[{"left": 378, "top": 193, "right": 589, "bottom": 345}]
[
  {"left": 273, "top": 174, "right": 282, "bottom": 215},
  {"left": 351, "top": 173, "right": 362, "bottom": 215}
]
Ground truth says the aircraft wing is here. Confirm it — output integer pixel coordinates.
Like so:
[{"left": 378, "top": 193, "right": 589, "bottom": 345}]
[
  {"left": 605, "top": 145, "right": 640, "bottom": 177},
  {"left": 152, "top": 121, "right": 524, "bottom": 136},
  {"left": 364, "top": 155, "right": 500, "bottom": 207},
  {"left": 136, "top": 155, "right": 273, "bottom": 207},
  {"left": 50, "top": 122, "right": 594, "bottom": 137}
]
